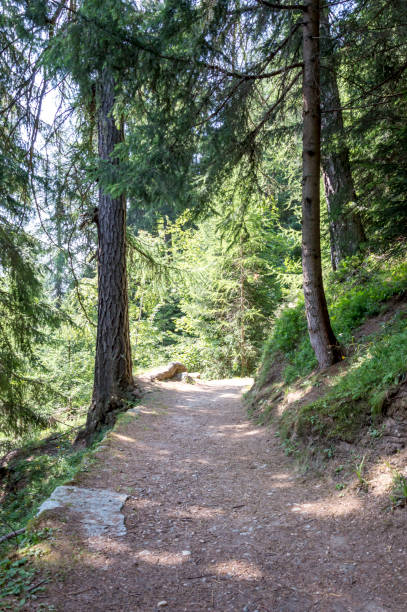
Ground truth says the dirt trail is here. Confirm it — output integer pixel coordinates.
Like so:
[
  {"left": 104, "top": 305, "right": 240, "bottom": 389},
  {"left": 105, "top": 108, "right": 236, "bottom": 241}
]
[{"left": 36, "top": 379, "right": 406, "bottom": 611}]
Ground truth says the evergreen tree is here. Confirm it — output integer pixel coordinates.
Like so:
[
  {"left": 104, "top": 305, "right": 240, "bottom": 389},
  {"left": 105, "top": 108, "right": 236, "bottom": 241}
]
[
  {"left": 118, "top": 0, "right": 341, "bottom": 367},
  {"left": 25, "top": 0, "right": 141, "bottom": 441},
  {"left": 0, "top": 1, "right": 57, "bottom": 433},
  {"left": 301, "top": 0, "right": 342, "bottom": 367},
  {"left": 171, "top": 196, "right": 284, "bottom": 377},
  {"left": 83, "top": 68, "right": 133, "bottom": 441},
  {"left": 338, "top": 0, "right": 407, "bottom": 247},
  {"left": 320, "top": 9, "right": 365, "bottom": 271}
]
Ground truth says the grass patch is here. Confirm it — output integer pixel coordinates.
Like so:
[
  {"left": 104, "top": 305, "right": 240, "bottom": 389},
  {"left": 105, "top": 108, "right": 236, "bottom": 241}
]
[
  {"left": 386, "top": 462, "right": 407, "bottom": 509},
  {"left": 0, "top": 434, "right": 104, "bottom": 548},
  {"left": 258, "top": 254, "right": 407, "bottom": 386},
  {"left": 280, "top": 314, "right": 407, "bottom": 444},
  {"left": 0, "top": 528, "right": 55, "bottom": 610}
]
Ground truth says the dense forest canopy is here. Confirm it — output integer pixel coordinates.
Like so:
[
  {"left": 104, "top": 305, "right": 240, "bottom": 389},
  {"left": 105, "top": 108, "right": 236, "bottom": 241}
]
[{"left": 0, "top": 0, "right": 406, "bottom": 441}]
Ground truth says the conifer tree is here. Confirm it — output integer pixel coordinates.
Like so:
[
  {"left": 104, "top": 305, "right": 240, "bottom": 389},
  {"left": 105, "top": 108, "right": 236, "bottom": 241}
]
[
  {"left": 0, "top": 1, "right": 57, "bottom": 433},
  {"left": 22, "top": 0, "right": 138, "bottom": 441},
  {"left": 338, "top": 0, "right": 407, "bottom": 246},
  {"left": 320, "top": 10, "right": 365, "bottom": 270},
  {"left": 122, "top": 0, "right": 341, "bottom": 367},
  {"left": 83, "top": 68, "right": 133, "bottom": 441},
  {"left": 301, "top": 0, "right": 341, "bottom": 367}
]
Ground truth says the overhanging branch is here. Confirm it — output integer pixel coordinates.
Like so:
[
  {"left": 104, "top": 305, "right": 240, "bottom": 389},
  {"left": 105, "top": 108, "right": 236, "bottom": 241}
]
[{"left": 255, "top": 0, "right": 306, "bottom": 10}]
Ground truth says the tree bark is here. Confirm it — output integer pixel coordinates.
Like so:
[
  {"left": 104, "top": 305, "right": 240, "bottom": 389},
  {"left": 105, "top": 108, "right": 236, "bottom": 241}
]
[
  {"left": 302, "top": 0, "right": 342, "bottom": 368},
  {"left": 83, "top": 69, "right": 133, "bottom": 443},
  {"left": 54, "top": 166, "right": 64, "bottom": 305},
  {"left": 320, "top": 11, "right": 365, "bottom": 271},
  {"left": 239, "top": 242, "right": 247, "bottom": 377}
]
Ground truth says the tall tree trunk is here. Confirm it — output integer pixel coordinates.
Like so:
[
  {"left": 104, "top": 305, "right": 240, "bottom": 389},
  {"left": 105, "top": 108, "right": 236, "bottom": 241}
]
[
  {"left": 54, "top": 164, "right": 65, "bottom": 305},
  {"left": 320, "top": 11, "right": 365, "bottom": 271},
  {"left": 302, "top": 0, "right": 342, "bottom": 368},
  {"left": 54, "top": 191, "right": 64, "bottom": 304},
  {"left": 83, "top": 69, "right": 133, "bottom": 443},
  {"left": 239, "top": 241, "right": 247, "bottom": 377}
]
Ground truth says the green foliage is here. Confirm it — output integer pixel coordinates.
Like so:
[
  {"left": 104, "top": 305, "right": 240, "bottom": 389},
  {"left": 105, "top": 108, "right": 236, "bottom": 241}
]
[
  {"left": 1, "top": 446, "right": 88, "bottom": 539},
  {"left": 125, "top": 172, "right": 299, "bottom": 378},
  {"left": 166, "top": 192, "right": 287, "bottom": 377},
  {"left": 282, "top": 314, "right": 407, "bottom": 443},
  {"left": 0, "top": 529, "right": 53, "bottom": 610},
  {"left": 0, "top": 424, "right": 108, "bottom": 556},
  {"left": 330, "top": 258, "right": 407, "bottom": 342},
  {"left": 0, "top": 0, "right": 67, "bottom": 435},
  {"left": 354, "top": 455, "right": 368, "bottom": 491},
  {"left": 252, "top": 252, "right": 407, "bottom": 451},
  {"left": 36, "top": 279, "right": 97, "bottom": 417},
  {"left": 259, "top": 254, "right": 407, "bottom": 386},
  {"left": 0, "top": 265, "right": 57, "bottom": 434},
  {"left": 387, "top": 464, "right": 407, "bottom": 509},
  {"left": 339, "top": 1, "right": 407, "bottom": 247},
  {"left": 0, "top": 556, "right": 38, "bottom": 608}
]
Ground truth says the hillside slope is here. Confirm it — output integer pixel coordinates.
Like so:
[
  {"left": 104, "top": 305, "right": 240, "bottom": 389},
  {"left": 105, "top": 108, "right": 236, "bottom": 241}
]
[{"left": 246, "top": 255, "right": 407, "bottom": 495}]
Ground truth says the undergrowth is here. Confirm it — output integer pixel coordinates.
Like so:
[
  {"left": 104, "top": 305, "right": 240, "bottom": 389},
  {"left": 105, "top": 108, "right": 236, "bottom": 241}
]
[
  {"left": 0, "top": 397, "right": 140, "bottom": 546},
  {"left": 0, "top": 394, "right": 140, "bottom": 609},
  {"left": 386, "top": 462, "right": 407, "bottom": 509},
  {"left": 280, "top": 314, "right": 407, "bottom": 443},
  {"left": 252, "top": 253, "right": 407, "bottom": 450},
  {"left": 0, "top": 426, "right": 108, "bottom": 609},
  {"left": 258, "top": 254, "right": 407, "bottom": 387},
  {"left": 0, "top": 528, "right": 55, "bottom": 610},
  {"left": 0, "top": 427, "right": 108, "bottom": 552}
]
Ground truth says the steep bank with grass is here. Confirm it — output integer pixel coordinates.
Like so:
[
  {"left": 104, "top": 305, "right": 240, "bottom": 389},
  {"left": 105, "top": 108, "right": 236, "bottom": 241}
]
[{"left": 246, "top": 253, "right": 407, "bottom": 467}]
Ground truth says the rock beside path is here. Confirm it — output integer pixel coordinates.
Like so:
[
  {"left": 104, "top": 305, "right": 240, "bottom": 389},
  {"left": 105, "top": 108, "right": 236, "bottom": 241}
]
[
  {"left": 148, "top": 361, "right": 187, "bottom": 381},
  {"left": 37, "top": 486, "right": 128, "bottom": 537}
]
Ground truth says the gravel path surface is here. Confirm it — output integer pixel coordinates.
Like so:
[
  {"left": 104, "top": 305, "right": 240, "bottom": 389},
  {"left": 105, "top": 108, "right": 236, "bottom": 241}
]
[{"left": 37, "top": 378, "right": 406, "bottom": 611}]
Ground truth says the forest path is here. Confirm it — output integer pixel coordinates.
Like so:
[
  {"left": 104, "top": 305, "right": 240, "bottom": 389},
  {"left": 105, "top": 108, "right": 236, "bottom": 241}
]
[{"left": 38, "top": 379, "right": 404, "bottom": 612}]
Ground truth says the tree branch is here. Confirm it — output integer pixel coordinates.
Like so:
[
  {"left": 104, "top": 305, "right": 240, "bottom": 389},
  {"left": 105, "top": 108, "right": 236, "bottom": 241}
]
[
  {"left": 255, "top": 0, "right": 306, "bottom": 10},
  {"left": 0, "top": 528, "right": 26, "bottom": 544},
  {"left": 202, "top": 61, "right": 304, "bottom": 80},
  {"left": 48, "top": 0, "right": 301, "bottom": 80},
  {"left": 242, "top": 70, "right": 302, "bottom": 145},
  {"left": 322, "top": 89, "right": 407, "bottom": 113}
]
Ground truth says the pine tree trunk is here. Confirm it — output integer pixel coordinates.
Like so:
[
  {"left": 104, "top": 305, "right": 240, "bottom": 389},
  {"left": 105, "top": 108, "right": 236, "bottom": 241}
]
[
  {"left": 54, "top": 167, "right": 64, "bottom": 305},
  {"left": 83, "top": 69, "right": 133, "bottom": 443},
  {"left": 320, "top": 11, "right": 365, "bottom": 271},
  {"left": 302, "top": 0, "right": 342, "bottom": 368},
  {"left": 239, "top": 243, "right": 247, "bottom": 376}
]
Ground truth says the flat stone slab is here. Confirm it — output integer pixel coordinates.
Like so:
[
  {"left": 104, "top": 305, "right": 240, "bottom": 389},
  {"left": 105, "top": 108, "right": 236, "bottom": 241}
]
[{"left": 37, "top": 486, "right": 128, "bottom": 537}]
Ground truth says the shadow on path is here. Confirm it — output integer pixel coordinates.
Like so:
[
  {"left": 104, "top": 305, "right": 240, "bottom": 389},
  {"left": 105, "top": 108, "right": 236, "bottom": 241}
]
[{"left": 34, "top": 379, "right": 405, "bottom": 612}]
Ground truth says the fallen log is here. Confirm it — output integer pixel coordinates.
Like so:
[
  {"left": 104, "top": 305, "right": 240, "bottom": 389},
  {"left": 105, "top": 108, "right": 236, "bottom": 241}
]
[{"left": 0, "top": 528, "right": 25, "bottom": 544}]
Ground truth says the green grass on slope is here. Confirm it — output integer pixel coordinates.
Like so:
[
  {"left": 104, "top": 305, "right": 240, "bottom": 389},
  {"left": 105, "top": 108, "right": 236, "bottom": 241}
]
[
  {"left": 0, "top": 432, "right": 100, "bottom": 611},
  {"left": 280, "top": 313, "right": 407, "bottom": 443},
  {"left": 258, "top": 255, "right": 407, "bottom": 386},
  {"left": 0, "top": 435, "right": 100, "bottom": 544}
]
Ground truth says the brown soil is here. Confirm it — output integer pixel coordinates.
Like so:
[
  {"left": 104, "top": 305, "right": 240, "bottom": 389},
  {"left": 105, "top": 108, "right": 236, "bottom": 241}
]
[
  {"left": 26, "top": 378, "right": 407, "bottom": 612},
  {"left": 352, "top": 292, "right": 407, "bottom": 342}
]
